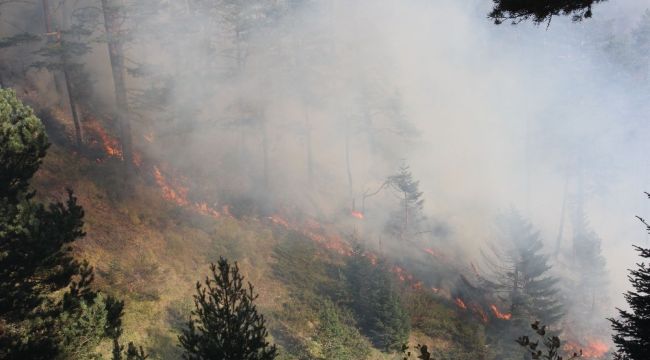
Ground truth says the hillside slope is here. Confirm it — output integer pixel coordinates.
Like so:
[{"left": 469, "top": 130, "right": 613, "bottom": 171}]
[{"left": 30, "top": 110, "right": 488, "bottom": 360}]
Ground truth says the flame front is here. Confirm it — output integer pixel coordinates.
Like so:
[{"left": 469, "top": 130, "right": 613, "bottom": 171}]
[
  {"left": 350, "top": 210, "right": 364, "bottom": 219},
  {"left": 153, "top": 166, "right": 189, "bottom": 206},
  {"left": 489, "top": 304, "right": 512, "bottom": 320},
  {"left": 455, "top": 297, "right": 467, "bottom": 310},
  {"left": 564, "top": 339, "right": 608, "bottom": 359},
  {"left": 85, "top": 119, "right": 123, "bottom": 159},
  {"left": 152, "top": 166, "right": 221, "bottom": 219}
]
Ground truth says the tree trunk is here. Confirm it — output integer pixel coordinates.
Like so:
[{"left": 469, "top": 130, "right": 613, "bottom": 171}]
[
  {"left": 43, "top": 0, "right": 83, "bottom": 147},
  {"left": 304, "top": 107, "right": 313, "bottom": 186},
  {"left": 554, "top": 174, "right": 569, "bottom": 257},
  {"left": 403, "top": 191, "right": 408, "bottom": 238},
  {"left": 345, "top": 119, "right": 353, "bottom": 198},
  {"left": 60, "top": 0, "right": 83, "bottom": 147},
  {"left": 62, "top": 64, "right": 82, "bottom": 147},
  {"left": 261, "top": 119, "right": 269, "bottom": 190},
  {"left": 41, "top": 0, "right": 64, "bottom": 107},
  {"left": 101, "top": 0, "right": 133, "bottom": 170}
]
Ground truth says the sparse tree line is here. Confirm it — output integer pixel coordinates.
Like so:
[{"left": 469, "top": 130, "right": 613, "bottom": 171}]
[
  {"left": 0, "top": 0, "right": 418, "bottom": 202},
  {"left": 3, "top": 87, "right": 649, "bottom": 359}
]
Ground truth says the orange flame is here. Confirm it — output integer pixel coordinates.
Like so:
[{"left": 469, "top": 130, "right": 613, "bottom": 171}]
[
  {"left": 424, "top": 248, "right": 437, "bottom": 257},
  {"left": 392, "top": 266, "right": 407, "bottom": 282},
  {"left": 351, "top": 210, "right": 364, "bottom": 219},
  {"left": 268, "top": 214, "right": 291, "bottom": 228},
  {"left": 489, "top": 304, "right": 512, "bottom": 320},
  {"left": 153, "top": 166, "right": 189, "bottom": 206},
  {"left": 564, "top": 339, "right": 608, "bottom": 359},
  {"left": 152, "top": 166, "right": 221, "bottom": 219},
  {"left": 132, "top": 151, "right": 143, "bottom": 167},
  {"left": 85, "top": 119, "right": 123, "bottom": 159},
  {"left": 266, "top": 214, "right": 352, "bottom": 256},
  {"left": 455, "top": 298, "right": 467, "bottom": 310}
]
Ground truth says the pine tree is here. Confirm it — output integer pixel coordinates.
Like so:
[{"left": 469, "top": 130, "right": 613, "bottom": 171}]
[
  {"left": 562, "top": 202, "right": 609, "bottom": 335},
  {"left": 346, "top": 245, "right": 411, "bottom": 351},
  {"left": 0, "top": 88, "right": 138, "bottom": 359},
  {"left": 483, "top": 211, "right": 564, "bottom": 325},
  {"left": 481, "top": 211, "right": 564, "bottom": 358},
  {"left": 179, "top": 257, "right": 278, "bottom": 360},
  {"left": 608, "top": 213, "right": 650, "bottom": 359},
  {"left": 385, "top": 162, "right": 426, "bottom": 242},
  {"left": 316, "top": 300, "right": 371, "bottom": 360}
]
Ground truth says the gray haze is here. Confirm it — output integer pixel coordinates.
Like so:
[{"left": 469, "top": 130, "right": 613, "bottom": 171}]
[{"left": 3, "top": 0, "right": 650, "bottom": 339}]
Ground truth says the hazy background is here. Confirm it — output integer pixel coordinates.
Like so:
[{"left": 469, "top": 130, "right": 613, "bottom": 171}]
[{"left": 3, "top": 0, "right": 650, "bottom": 332}]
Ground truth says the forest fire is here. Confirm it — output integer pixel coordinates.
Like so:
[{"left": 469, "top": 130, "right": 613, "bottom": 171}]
[
  {"left": 85, "top": 119, "right": 123, "bottom": 159},
  {"left": 455, "top": 297, "right": 467, "bottom": 310},
  {"left": 489, "top": 304, "right": 512, "bottom": 320},
  {"left": 564, "top": 339, "right": 609, "bottom": 359},
  {"left": 350, "top": 210, "right": 364, "bottom": 219},
  {"left": 153, "top": 166, "right": 189, "bottom": 206},
  {"left": 392, "top": 265, "right": 414, "bottom": 282},
  {"left": 152, "top": 166, "right": 221, "bottom": 219},
  {"left": 266, "top": 214, "right": 352, "bottom": 256}
]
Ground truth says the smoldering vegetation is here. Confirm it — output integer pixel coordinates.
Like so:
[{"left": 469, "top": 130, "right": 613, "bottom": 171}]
[{"left": 1, "top": 0, "right": 649, "bottom": 357}]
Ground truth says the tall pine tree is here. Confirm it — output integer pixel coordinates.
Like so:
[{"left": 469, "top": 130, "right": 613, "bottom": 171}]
[
  {"left": 561, "top": 200, "right": 610, "bottom": 338},
  {"left": 481, "top": 210, "right": 564, "bottom": 359}
]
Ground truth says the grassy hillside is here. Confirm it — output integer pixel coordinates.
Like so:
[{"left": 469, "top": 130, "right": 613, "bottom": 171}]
[{"left": 31, "top": 118, "right": 488, "bottom": 359}]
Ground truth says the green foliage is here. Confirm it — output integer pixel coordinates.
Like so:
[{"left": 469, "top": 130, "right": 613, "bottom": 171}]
[
  {"left": 0, "top": 89, "right": 143, "bottom": 359},
  {"left": 401, "top": 344, "right": 434, "bottom": 360},
  {"left": 57, "top": 295, "right": 109, "bottom": 359},
  {"left": 272, "top": 232, "right": 346, "bottom": 303},
  {"left": 608, "top": 213, "right": 650, "bottom": 360},
  {"left": 488, "top": 0, "right": 606, "bottom": 25},
  {"left": 516, "top": 321, "right": 582, "bottom": 360},
  {"left": 0, "top": 88, "right": 49, "bottom": 199},
  {"left": 406, "top": 290, "right": 488, "bottom": 359},
  {"left": 346, "top": 244, "right": 411, "bottom": 352},
  {"left": 482, "top": 211, "right": 564, "bottom": 326},
  {"left": 0, "top": 33, "right": 40, "bottom": 49},
  {"left": 314, "top": 300, "right": 371, "bottom": 360},
  {"left": 480, "top": 211, "right": 563, "bottom": 359},
  {"left": 179, "top": 257, "right": 278, "bottom": 360}
]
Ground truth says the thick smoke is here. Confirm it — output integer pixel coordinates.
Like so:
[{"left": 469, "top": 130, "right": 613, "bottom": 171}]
[{"left": 2, "top": 0, "right": 649, "bottom": 339}]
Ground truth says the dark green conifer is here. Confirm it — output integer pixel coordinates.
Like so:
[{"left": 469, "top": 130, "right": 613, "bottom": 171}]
[
  {"left": 346, "top": 245, "right": 410, "bottom": 351},
  {"left": 179, "top": 257, "right": 277, "bottom": 360},
  {"left": 0, "top": 88, "right": 140, "bottom": 359},
  {"left": 608, "top": 211, "right": 650, "bottom": 360}
]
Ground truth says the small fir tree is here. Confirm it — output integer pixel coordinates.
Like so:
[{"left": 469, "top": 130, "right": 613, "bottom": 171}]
[
  {"left": 346, "top": 245, "right": 411, "bottom": 351},
  {"left": 179, "top": 257, "right": 277, "bottom": 360}
]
